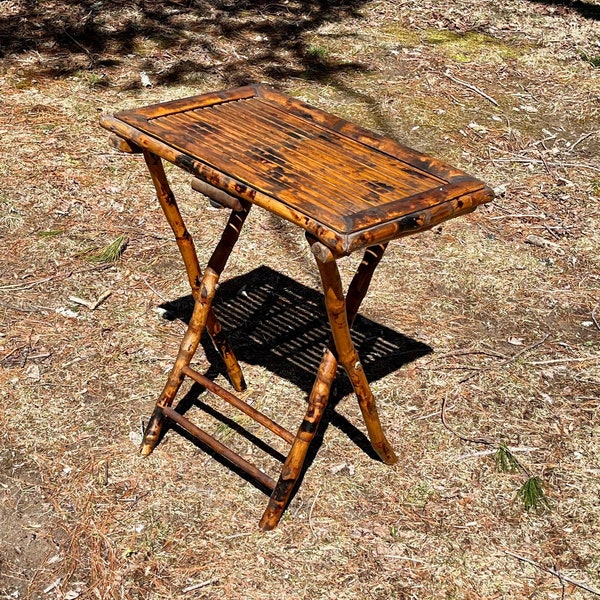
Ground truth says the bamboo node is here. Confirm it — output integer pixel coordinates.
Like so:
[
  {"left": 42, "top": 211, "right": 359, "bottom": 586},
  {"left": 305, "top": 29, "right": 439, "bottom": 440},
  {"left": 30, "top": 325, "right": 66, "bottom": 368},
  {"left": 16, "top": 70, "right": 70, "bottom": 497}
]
[{"left": 310, "top": 240, "right": 337, "bottom": 264}]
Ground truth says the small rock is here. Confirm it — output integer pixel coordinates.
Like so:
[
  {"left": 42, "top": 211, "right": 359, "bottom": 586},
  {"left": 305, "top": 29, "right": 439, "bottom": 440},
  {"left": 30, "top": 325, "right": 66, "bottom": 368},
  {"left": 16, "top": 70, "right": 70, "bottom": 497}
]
[
  {"left": 25, "top": 364, "right": 40, "bottom": 381},
  {"left": 129, "top": 431, "right": 143, "bottom": 445}
]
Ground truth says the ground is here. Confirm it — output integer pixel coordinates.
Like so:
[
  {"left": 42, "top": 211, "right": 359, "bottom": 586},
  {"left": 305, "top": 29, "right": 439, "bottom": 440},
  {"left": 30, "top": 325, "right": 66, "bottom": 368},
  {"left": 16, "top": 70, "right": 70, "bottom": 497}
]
[{"left": 0, "top": 0, "right": 599, "bottom": 598}]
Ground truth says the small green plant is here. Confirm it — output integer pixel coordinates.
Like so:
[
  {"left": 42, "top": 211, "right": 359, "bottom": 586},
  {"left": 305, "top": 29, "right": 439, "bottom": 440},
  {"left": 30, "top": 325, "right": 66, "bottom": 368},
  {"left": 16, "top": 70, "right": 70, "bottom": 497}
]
[
  {"left": 495, "top": 444, "right": 520, "bottom": 473},
  {"left": 306, "top": 45, "right": 329, "bottom": 61},
  {"left": 87, "top": 72, "right": 107, "bottom": 87},
  {"left": 406, "top": 482, "right": 434, "bottom": 508},
  {"left": 495, "top": 446, "right": 549, "bottom": 511},
  {"left": 442, "top": 397, "right": 550, "bottom": 512},
  {"left": 516, "top": 476, "right": 550, "bottom": 511},
  {"left": 580, "top": 51, "right": 600, "bottom": 67},
  {"left": 86, "top": 235, "right": 128, "bottom": 263}
]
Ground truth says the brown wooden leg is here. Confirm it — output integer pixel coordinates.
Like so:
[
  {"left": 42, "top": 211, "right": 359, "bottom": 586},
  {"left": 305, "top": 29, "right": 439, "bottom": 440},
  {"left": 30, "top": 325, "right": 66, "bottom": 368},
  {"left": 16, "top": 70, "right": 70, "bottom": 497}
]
[
  {"left": 140, "top": 198, "right": 251, "bottom": 456},
  {"left": 314, "top": 249, "right": 397, "bottom": 466},
  {"left": 259, "top": 347, "right": 337, "bottom": 530},
  {"left": 259, "top": 241, "right": 395, "bottom": 530},
  {"left": 143, "top": 151, "right": 246, "bottom": 393},
  {"left": 141, "top": 269, "right": 219, "bottom": 455}
]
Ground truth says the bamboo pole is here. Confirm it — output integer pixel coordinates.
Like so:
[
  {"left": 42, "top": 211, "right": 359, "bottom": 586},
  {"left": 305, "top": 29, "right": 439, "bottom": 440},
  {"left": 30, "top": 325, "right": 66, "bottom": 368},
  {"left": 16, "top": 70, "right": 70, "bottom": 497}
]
[
  {"left": 162, "top": 406, "right": 276, "bottom": 491},
  {"left": 315, "top": 251, "right": 397, "bottom": 466},
  {"left": 140, "top": 194, "right": 251, "bottom": 456},
  {"left": 142, "top": 151, "right": 246, "bottom": 392},
  {"left": 182, "top": 366, "right": 295, "bottom": 445},
  {"left": 259, "top": 240, "right": 394, "bottom": 530}
]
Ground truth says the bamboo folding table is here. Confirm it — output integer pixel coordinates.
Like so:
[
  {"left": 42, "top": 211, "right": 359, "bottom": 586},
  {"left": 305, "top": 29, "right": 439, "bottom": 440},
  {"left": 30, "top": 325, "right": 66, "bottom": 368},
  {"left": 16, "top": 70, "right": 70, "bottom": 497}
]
[{"left": 100, "top": 84, "right": 493, "bottom": 530}]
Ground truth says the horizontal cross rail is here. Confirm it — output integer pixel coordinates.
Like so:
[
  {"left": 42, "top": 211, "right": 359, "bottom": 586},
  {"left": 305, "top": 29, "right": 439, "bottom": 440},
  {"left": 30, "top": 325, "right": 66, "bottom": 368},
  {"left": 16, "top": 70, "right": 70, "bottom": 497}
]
[
  {"left": 182, "top": 366, "right": 295, "bottom": 445},
  {"left": 162, "top": 406, "right": 276, "bottom": 491}
]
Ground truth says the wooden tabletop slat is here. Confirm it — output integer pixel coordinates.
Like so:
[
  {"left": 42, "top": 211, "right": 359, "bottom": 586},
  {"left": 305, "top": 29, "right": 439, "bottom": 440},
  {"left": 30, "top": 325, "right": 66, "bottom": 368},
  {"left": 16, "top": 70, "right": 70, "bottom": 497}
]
[
  {"left": 145, "top": 97, "right": 449, "bottom": 225},
  {"left": 167, "top": 111, "right": 355, "bottom": 213},
  {"left": 246, "top": 99, "right": 446, "bottom": 189},
  {"left": 255, "top": 86, "right": 467, "bottom": 182},
  {"left": 200, "top": 98, "right": 444, "bottom": 198},
  {"left": 161, "top": 113, "right": 354, "bottom": 231},
  {"left": 207, "top": 101, "right": 437, "bottom": 204},
  {"left": 182, "top": 108, "right": 365, "bottom": 204},
  {"left": 184, "top": 105, "right": 380, "bottom": 212}
]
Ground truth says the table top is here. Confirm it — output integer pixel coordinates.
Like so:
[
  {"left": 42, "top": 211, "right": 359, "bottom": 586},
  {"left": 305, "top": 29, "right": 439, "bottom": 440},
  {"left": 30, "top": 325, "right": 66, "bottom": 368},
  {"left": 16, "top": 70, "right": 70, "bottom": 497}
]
[{"left": 101, "top": 84, "right": 493, "bottom": 255}]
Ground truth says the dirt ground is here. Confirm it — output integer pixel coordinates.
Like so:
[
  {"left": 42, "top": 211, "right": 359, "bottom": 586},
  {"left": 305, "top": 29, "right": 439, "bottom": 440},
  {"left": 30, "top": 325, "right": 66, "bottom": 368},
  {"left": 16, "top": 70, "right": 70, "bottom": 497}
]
[{"left": 1, "top": 1, "right": 599, "bottom": 598}]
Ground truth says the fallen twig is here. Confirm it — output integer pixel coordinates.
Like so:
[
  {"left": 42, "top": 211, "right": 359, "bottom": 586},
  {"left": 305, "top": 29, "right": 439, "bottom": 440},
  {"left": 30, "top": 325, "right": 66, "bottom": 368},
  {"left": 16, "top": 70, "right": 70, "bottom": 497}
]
[
  {"left": 592, "top": 303, "right": 600, "bottom": 331},
  {"left": 456, "top": 447, "right": 538, "bottom": 461},
  {"left": 489, "top": 213, "right": 546, "bottom": 220},
  {"left": 492, "top": 157, "right": 600, "bottom": 173},
  {"left": 309, "top": 488, "right": 321, "bottom": 539},
  {"left": 570, "top": 130, "right": 599, "bottom": 151},
  {"left": 498, "top": 334, "right": 550, "bottom": 366},
  {"left": 443, "top": 71, "right": 499, "bottom": 106},
  {"left": 440, "top": 394, "right": 491, "bottom": 447},
  {"left": 182, "top": 577, "right": 219, "bottom": 593},
  {"left": 414, "top": 404, "right": 455, "bottom": 421},
  {"left": 142, "top": 277, "right": 169, "bottom": 301},
  {"left": 0, "top": 273, "right": 66, "bottom": 292},
  {"left": 527, "top": 356, "right": 599, "bottom": 365},
  {"left": 505, "top": 550, "right": 600, "bottom": 597},
  {"left": 525, "top": 234, "right": 564, "bottom": 255},
  {"left": 0, "top": 264, "right": 112, "bottom": 292},
  {"left": 69, "top": 290, "right": 112, "bottom": 310},
  {"left": 0, "top": 300, "right": 49, "bottom": 313}
]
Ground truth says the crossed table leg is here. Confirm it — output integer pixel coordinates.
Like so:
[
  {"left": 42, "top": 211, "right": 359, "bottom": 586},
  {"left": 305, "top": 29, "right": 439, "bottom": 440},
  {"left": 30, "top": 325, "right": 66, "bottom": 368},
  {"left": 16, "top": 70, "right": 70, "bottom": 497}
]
[
  {"left": 259, "top": 238, "right": 397, "bottom": 530},
  {"left": 139, "top": 152, "right": 398, "bottom": 529}
]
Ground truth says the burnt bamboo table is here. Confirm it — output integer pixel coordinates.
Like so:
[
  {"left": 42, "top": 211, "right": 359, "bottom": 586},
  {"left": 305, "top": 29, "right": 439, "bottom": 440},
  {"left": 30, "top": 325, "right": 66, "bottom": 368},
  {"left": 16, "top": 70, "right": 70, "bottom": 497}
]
[{"left": 100, "top": 84, "right": 493, "bottom": 530}]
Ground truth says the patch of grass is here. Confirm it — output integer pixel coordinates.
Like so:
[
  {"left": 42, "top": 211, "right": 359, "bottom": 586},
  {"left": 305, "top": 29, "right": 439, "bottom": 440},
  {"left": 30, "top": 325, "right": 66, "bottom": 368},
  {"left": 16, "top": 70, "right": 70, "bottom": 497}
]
[
  {"left": 37, "top": 229, "right": 64, "bottom": 238},
  {"left": 406, "top": 482, "right": 434, "bottom": 508},
  {"left": 516, "top": 476, "right": 550, "bottom": 511},
  {"left": 423, "top": 29, "right": 525, "bottom": 62},
  {"left": 306, "top": 44, "right": 330, "bottom": 61},
  {"left": 86, "top": 72, "right": 108, "bottom": 88},
  {"left": 381, "top": 24, "right": 525, "bottom": 62},
  {"left": 84, "top": 234, "right": 128, "bottom": 263},
  {"left": 580, "top": 51, "right": 600, "bottom": 67},
  {"left": 380, "top": 24, "right": 421, "bottom": 47}
]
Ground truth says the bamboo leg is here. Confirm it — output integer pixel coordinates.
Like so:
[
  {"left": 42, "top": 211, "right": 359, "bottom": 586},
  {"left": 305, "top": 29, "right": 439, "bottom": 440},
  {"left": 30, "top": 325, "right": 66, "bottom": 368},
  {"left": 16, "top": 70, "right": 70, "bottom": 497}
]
[
  {"left": 143, "top": 151, "right": 246, "bottom": 392},
  {"left": 259, "top": 347, "right": 336, "bottom": 530},
  {"left": 140, "top": 201, "right": 251, "bottom": 456},
  {"left": 345, "top": 244, "right": 388, "bottom": 329},
  {"left": 258, "top": 242, "right": 395, "bottom": 530},
  {"left": 314, "top": 251, "right": 397, "bottom": 466}
]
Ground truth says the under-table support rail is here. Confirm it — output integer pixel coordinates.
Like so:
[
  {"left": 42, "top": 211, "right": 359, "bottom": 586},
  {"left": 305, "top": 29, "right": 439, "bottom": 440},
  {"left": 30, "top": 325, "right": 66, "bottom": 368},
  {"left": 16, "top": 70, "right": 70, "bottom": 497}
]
[
  {"left": 161, "top": 406, "right": 276, "bottom": 491},
  {"left": 181, "top": 366, "right": 295, "bottom": 445}
]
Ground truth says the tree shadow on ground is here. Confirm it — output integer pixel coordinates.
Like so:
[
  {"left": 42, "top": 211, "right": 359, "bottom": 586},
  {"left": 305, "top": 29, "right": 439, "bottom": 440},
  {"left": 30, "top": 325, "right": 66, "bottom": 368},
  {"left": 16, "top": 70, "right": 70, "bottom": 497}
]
[
  {"left": 157, "top": 265, "right": 431, "bottom": 492},
  {"left": 529, "top": 0, "right": 600, "bottom": 20},
  {"left": 0, "top": 0, "right": 369, "bottom": 85}
]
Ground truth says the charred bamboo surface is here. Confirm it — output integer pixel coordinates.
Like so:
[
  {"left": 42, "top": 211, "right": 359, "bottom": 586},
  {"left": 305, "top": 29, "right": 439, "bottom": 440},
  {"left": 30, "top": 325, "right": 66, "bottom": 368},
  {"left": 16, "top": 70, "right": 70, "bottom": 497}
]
[
  {"left": 100, "top": 84, "right": 493, "bottom": 256},
  {"left": 100, "top": 85, "right": 494, "bottom": 530}
]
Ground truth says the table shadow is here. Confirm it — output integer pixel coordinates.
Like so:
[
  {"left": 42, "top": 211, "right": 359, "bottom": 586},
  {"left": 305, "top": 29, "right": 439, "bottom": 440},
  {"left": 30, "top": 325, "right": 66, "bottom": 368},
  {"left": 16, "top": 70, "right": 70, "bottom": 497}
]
[{"left": 158, "top": 265, "right": 432, "bottom": 494}]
